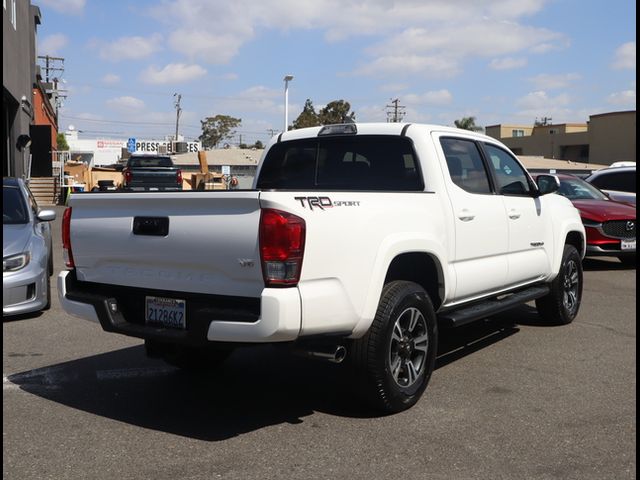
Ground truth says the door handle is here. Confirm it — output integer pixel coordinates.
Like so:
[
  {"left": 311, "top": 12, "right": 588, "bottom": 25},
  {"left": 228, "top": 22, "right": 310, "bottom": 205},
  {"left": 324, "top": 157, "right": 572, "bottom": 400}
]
[
  {"left": 508, "top": 210, "right": 521, "bottom": 219},
  {"left": 457, "top": 209, "right": 475, "bottom": 222}
]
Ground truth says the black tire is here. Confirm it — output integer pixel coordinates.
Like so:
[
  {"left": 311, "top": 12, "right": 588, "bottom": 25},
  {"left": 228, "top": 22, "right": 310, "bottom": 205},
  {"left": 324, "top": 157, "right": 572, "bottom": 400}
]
[
  {"left": 352, "top": 281, "right": 438, "bottom": 414},
  {"left": 145, "top": 340, "right": 232, "bottom": 372},
  {"left": 48, "top": 240, "right": 54, "bottom": 277},
  {"left": 43, "top": 274, "right": 51, "bottom": 311},
  {"left": 535, "top": 244, "right": 582, "bottom": 325},
  {"left": 617, "top": 254, "right": 636, "bottom": 267}
]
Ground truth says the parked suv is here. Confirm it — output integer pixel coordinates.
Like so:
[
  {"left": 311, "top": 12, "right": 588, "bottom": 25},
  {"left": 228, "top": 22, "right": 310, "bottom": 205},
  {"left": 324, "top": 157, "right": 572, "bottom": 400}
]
[{"left": 585, "top": 165, "right": 636, "bottom": 205}]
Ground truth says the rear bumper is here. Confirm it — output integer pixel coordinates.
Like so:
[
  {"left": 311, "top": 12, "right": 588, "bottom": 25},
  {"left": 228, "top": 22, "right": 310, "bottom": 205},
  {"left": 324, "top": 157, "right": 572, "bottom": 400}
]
[{"left": 57, "top": 270, "right": 301, "bottom": 344}]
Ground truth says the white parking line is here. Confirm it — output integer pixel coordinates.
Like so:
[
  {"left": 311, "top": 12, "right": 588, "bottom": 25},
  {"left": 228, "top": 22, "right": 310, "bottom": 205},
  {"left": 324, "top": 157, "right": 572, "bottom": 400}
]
[
  {"left": 3, "top": 375, "right": 62, "bottom": 391},
  {"left": 3, "top": 366, "right": 175, "bottom": 392}
]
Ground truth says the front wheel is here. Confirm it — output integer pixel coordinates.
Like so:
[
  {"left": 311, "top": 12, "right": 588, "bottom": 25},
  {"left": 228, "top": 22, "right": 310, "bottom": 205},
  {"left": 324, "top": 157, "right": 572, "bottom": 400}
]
[
  {"left": 352, "top": 281, "right": 438, "bottom": 414},
  {"left": 42, "top": 274, "right": 51, "bottom": 311},
  {"left": 617, "top": 254, "right": 636, "bottom": 267},
  {"left": 535, "top": 244, "right": 583, "bottom": 325}
]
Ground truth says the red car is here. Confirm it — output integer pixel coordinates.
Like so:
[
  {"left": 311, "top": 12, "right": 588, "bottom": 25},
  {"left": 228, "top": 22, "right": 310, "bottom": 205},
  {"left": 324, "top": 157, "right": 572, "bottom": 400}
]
[{"left": 534, "top": 173, "right": 636, "bottom": 265}]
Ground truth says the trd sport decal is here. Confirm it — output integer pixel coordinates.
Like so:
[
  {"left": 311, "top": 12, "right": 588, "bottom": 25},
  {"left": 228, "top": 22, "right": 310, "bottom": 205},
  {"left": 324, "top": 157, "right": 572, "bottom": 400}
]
[{"left": 294, "top": 196, "right": 361, "bottom": 210}]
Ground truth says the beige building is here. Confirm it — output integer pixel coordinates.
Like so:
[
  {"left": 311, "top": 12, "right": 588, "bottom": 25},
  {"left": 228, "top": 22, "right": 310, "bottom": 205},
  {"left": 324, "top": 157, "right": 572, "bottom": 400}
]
[{"left": 485, "top": 110, "right": 636, "bottom": 166}]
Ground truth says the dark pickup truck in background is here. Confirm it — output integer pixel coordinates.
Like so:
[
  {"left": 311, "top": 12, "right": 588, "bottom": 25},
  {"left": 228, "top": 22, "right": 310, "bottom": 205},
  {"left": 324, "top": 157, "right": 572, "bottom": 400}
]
[{"left": 121, "top": 155, "right": 183, "bottom": 191}]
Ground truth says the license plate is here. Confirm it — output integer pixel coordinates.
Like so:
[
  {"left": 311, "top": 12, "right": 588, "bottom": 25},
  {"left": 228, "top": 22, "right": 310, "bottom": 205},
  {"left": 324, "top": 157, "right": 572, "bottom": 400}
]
[
  {"left": 621, "top": 239, "right": 636, "bottom": 251},
  {"left": 145, "top": 296, "right": 186, "bottom": 329}
]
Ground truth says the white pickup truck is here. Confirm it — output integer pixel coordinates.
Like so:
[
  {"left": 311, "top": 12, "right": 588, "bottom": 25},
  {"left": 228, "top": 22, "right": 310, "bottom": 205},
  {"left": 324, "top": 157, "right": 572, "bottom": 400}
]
[{"left": 59, "top": 123, "right": 586, "bottom": 413}]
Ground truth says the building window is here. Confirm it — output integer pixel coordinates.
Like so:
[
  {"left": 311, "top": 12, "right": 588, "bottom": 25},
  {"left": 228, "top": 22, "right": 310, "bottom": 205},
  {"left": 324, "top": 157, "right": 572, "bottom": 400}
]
[
  {"left": 549, "top": 129, "right": 558, "bottom": 135},
  {"left": 511, "top": 129, "right": 525, "bottom": 137}
]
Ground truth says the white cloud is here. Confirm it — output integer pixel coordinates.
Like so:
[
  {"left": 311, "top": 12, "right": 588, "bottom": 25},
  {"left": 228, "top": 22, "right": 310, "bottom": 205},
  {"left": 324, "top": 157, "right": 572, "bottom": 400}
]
[
  {"left": 99, "top": 35, "right": 162, "bottom": 61},
  {"left": 611, "top": 42, "right": 636, "bottom": 70},
  {"left": 489, "top": 57, "right": 527, "bottom": 70},
  {"left": 215, "top": 86, "right": 283, "bottom": 114},
  {"left": 147, "top": 0, "right": 561, "bottom": 82},
  {"left": 354, "top": 55, "right": 460, "bottom": 78},
  {"left": 167, "top": 29, "right": 252, "bottom": 64},
  {"left": 515, "top": 91, "right": 571, "bottom": 119},
  {"left": 607, "top": 90, "right": 636, "bottom": 107},
  {"left": 528, "top": 73, "right": 581, "bottom": 90},
  {"left": 379, "top": 83, "right": 409, "bottom": 93},
  {"left": 102, "top": 74, "right": 120, "bottom": 85},
  {"left": 404, "top": 90, "right": 453, "bottom": 106},
  {"left": 39, "top": 34, "right": 68, "bottom": 56},
  {"left": 106, "top": 96, "right": 145, "bottom": 111},
  {"left": 358, "top": 21, "right": 565, "bottom": 78},
  {"left": 140, "top": 64, "right": 207, "bottom": 85},
  {"left": 37, "top": 0, "right": 85, "bottom": 15}
]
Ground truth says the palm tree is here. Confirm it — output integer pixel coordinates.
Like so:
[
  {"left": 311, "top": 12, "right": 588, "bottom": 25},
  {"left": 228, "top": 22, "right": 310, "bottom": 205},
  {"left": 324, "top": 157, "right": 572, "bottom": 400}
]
[{"left": 454, "top": 116, "right": 483, "bottom": 132}]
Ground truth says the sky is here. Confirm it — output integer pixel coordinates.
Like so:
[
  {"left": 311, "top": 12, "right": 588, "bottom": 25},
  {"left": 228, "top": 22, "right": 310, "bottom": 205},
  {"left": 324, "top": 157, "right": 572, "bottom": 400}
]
[{"left": 35, "top": 0, "right": 636, "bottom": 146}]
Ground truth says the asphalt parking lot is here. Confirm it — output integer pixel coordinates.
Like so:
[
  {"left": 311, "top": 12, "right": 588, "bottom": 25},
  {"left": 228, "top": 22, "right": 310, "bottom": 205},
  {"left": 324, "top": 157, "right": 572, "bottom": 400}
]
[{"left": 3, "top": 205, "right": 636, "bottom": 480}]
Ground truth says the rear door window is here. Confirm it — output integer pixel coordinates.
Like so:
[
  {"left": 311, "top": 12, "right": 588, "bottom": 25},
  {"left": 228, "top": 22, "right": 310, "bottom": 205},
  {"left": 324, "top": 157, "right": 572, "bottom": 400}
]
[
  {"left": 257, "top": 135, "right": 423, "bottom": 191},
  {"left": 440, "top": 137, "right": 492, "bottom": 194}
]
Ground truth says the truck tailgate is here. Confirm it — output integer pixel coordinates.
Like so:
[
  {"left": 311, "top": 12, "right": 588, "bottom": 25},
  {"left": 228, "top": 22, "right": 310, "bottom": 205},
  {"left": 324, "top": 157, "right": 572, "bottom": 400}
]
[
  {"left": 128, "top": 167, "right": 179, "bottom": 189},
  {"left": 68, "top": 191, "right": 264, "bottom": 297}
]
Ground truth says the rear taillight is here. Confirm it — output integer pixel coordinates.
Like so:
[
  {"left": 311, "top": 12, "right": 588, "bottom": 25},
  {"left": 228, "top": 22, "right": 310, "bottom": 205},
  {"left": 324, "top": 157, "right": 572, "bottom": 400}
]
[
  {"left": 176, "top": 169, "right": 183, "bottom": 185},
  {"left": 259, "top": 208, "right": 305, "bottom": 287},
  {"left": 62, "top": 207, "right": 75, "bottom": 268},
  {"left": 123, "top": 168, "right": 132, "bottom": 185}
]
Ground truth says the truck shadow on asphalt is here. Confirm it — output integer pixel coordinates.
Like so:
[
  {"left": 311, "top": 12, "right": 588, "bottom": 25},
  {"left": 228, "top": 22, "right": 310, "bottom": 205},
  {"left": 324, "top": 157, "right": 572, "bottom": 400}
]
[{"left": 7, "top": 312, "right": 557, "bottom": 441}]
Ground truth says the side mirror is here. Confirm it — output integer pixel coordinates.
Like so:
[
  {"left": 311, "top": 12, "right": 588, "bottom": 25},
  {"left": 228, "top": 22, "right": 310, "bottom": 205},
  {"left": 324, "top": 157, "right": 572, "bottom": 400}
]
[
  {"left": 37, "top": 210, "right": 57, "bottom": 222},
  {"left": 536, "top": 175, "right": 560, "bottom": 195}
]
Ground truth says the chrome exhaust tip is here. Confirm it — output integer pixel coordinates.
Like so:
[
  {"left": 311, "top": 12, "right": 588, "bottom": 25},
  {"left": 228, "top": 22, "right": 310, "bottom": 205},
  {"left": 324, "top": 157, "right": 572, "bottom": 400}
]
[{"left": 293, "top": 345, "right": 347, "bottom": 364}]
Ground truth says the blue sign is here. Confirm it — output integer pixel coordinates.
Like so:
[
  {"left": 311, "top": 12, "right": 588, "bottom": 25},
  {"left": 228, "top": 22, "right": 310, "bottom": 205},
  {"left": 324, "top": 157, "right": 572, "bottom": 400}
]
[{"left": 127, "top": 138, "right": 136, "bottom": 153}]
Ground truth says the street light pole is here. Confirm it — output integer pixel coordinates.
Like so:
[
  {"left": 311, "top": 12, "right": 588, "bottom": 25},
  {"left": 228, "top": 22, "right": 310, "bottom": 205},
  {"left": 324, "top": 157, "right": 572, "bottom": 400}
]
[{"left": 283, "top": 75, "right": 294, "bottom": 132}]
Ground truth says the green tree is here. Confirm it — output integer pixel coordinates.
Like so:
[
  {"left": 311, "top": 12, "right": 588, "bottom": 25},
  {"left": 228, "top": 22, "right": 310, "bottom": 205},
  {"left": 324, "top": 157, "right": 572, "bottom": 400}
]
[
  {"left": 199, "top": 115, "right": 242, "bottom": 149},
  {"left": 253, "top": 140, "right": 264, "bottom": 149},
  {"left": 454, "top": 116, "right": 483, "bottom": 132},
  {"left": 292, "top": 99, "right": 321, "bottom": 129},
  {"left": 319, "top": 100, "right": 356, "bottom": 125},
  {"left": 56, "top": 133, "right": 69, "bottom": 151}
]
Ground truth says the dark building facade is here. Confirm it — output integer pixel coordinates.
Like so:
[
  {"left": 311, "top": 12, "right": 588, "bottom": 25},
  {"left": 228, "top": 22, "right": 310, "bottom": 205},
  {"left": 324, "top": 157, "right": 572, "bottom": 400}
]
[{"left": 3, "top": 1, "right": 41, "bottom": 178}]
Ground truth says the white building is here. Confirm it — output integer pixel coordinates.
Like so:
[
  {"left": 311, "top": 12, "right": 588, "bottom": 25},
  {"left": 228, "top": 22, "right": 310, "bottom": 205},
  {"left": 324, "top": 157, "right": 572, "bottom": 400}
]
[{"left": 63, "top": 127, "right": 201, "bottom": 167}]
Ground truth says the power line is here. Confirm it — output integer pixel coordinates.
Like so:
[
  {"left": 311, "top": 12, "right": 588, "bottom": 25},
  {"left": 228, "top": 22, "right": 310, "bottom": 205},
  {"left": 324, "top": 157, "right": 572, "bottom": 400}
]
[{"left": 385, "top": 98, "right": 406, "bottom": 123}]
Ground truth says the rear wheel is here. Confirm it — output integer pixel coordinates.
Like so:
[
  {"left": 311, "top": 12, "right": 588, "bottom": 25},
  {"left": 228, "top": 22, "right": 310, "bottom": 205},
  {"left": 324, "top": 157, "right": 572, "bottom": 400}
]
[
  {"left": 535, "top": 244, "right": 582, "bottom": 325},
  {"left": 352, "top": 281, "right": 438, "bottom": 414}
]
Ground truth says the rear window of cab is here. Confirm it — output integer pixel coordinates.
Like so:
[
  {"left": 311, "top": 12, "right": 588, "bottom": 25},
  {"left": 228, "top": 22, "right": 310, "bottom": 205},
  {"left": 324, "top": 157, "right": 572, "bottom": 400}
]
[{"left": 257, "top": 135, "right": 423, "bottom": 191}]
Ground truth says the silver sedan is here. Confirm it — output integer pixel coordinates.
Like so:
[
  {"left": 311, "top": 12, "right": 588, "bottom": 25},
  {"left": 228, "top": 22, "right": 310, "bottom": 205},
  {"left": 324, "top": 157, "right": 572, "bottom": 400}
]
[{"left": 3, "top": 177, "right": 56, "bottom": 316}]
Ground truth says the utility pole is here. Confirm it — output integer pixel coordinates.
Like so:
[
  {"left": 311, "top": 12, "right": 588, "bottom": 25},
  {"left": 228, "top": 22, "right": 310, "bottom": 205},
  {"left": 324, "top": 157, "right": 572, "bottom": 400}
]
[
  {"left": 173, "top": 93, "right": 182, "bottom": 143},
  {"left": 38, "top": 55, "right": 64, "bottom": 83},
  {"left": 267, "top": 128, "right": 276, "bottom": 137},
  {"left": 385, "top": 98, "right": 406, "bottom": 123},
  {"left": 37, "top": 55, "right": 67, "bottom": 115}
]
